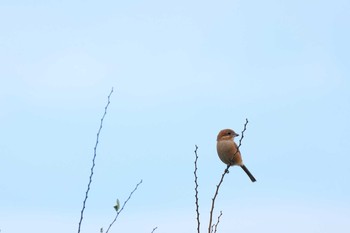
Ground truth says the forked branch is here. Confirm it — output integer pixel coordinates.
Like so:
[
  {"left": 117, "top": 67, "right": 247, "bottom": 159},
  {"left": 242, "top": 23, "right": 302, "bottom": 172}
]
[{"left": 208, "top": 118, "right": 249, "bottom": 233}]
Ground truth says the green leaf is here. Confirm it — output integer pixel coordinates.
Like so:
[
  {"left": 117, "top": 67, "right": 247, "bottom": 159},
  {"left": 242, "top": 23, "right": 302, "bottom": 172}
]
[{"left": 113, "top": 199, "right": 120, "bottom": 212}]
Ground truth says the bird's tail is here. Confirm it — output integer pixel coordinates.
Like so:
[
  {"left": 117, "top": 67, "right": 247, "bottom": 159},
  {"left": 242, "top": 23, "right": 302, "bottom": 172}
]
[{"left": 240, "top": 165, "right": 256, "bottom": 182}]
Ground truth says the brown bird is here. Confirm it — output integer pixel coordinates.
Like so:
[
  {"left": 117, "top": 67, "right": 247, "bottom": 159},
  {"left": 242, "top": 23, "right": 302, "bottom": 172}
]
[{"left": 216, "top": 129, "right": 256, "bottom": 182}]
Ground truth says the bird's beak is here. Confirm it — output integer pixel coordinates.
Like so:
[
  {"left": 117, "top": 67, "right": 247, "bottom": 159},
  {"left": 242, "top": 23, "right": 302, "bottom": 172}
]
[{"left": 235, "top": 133, "right": 239, "bottom": 137}]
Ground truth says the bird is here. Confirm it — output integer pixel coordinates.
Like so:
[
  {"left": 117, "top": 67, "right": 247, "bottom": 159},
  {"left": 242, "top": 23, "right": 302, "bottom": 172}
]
[{"left": 216, "top": 129, "right": 256, "bottom": 182}]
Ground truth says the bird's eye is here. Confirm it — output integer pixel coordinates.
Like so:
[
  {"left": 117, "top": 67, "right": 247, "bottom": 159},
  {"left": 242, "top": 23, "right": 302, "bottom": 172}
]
[{"left": 227, "top": 132, "right": 231, "bottom": 135}]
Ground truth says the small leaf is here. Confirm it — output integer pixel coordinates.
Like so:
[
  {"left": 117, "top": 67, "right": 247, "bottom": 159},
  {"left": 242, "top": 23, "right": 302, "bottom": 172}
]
[{"left": 113, "top": 199, "right": 120, "bottom": 212}]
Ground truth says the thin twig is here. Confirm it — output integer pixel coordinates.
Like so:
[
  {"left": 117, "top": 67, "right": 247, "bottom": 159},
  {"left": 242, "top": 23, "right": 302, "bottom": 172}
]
[
  {"left": 236, "top": 118, "right": 249, "bottom": 150},
  {"left": 77, "top": 87, "right": 114, "bottom": 233},
  {"left": 208, "top": 119, "right": 249, "bottom": 233},
  {"left": 105, "top": 179, "right": 143, "bottom": 233},
  {"left": 228, "top": 118, "right": 249, "bottom": 166},
  {"left": 194, "top": 145, "right": 201, "bottom": 233},
  {"left": 212, "top": 211, "right": 223, "bottom": 233},
  {"left": 150, "top": 226, "right": 158, "bottom": 233}
]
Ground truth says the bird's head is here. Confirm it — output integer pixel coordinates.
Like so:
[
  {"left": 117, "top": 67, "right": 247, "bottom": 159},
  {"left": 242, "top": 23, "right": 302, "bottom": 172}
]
[{"left": 217, "top": 129, "right": 239, "bottom": 141}]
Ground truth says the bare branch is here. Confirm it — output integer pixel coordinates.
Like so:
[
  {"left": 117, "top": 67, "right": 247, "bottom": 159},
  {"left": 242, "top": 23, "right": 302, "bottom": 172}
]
[
  {"left": 194, "top": 145, "right": 201, "bottom": 233},
  {"left": 150, "top": 226, "right": 158, "bottom": 233},
  {"left": 77, "top": 87, "right": 114, "bottom": 233},
  {"left": 208, "top": 164, "right": 229, "bottom": 233},
  {"left": 208, "top": 119, "right": 249, "bottom": 233},
  {"left": 105, "top": 179, "right": 143, "bottom": 233}
]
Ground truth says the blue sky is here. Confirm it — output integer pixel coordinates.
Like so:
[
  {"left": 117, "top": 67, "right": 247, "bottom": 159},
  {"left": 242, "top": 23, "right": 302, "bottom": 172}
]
[{"left": 1, "top": 0, "right": 349, "bottom": 232}]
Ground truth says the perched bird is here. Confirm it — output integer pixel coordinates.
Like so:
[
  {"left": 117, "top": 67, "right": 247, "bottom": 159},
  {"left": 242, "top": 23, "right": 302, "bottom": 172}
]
[{"left": 216, "top": 129, "right": 256, "bottom": 182}]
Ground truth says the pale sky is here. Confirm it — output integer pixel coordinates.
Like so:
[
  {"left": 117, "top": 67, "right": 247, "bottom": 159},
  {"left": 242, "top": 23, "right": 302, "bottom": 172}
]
[{"left": 1, "top": 0, "right": 350, "bottom": 233}]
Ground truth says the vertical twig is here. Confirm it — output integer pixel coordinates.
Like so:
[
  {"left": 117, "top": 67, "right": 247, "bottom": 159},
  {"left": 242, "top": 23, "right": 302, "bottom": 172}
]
[
  {"left": 105, "top": 179, "right": 143, "bottom": 233},
  {"left": 208, "top": 118, "right": 249, "bottom": 233},
  {"left": 150, "top": 227, "right": 158, "bottom": 233},
  {"left": 77, "top": 87, "right": 114, "bottom": 233},
  {"left": 194, "top": 145, "right": 201, "bottom": 233},
  {"left": 237, "top": 118, "right": 249, "bottom": 149}
]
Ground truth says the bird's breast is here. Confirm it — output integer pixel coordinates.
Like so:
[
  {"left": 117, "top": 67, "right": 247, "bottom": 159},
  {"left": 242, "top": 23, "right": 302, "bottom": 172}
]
[
  {"left": 217, "top": 139, "right": 242, "bottom": 165},
  {"left": 217, "top": 140, "right": 235, "bottom": 153}
]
